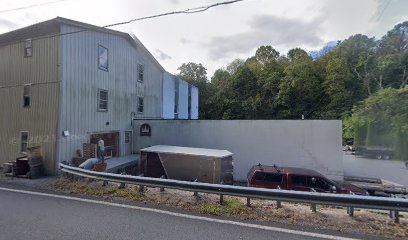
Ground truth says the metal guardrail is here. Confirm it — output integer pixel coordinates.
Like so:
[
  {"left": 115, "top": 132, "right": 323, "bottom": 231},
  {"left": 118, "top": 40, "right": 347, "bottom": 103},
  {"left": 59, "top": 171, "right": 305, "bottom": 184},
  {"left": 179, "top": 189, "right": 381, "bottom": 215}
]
[{"left": 60, "top": 163, "right": 408, "bottom": 223}]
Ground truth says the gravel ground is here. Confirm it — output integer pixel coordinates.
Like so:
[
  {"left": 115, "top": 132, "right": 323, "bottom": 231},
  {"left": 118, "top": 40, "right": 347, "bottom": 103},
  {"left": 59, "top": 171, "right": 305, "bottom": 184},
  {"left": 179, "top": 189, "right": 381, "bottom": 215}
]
[{"left": 48, "top": 177, "right": 408, "bottom": 239}]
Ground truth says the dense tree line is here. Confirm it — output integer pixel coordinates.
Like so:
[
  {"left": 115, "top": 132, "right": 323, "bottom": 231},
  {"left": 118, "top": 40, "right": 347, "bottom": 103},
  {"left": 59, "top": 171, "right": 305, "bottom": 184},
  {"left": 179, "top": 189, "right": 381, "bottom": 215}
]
[{"left": 177, "top": 22, "right": 408, "bottom": 159}]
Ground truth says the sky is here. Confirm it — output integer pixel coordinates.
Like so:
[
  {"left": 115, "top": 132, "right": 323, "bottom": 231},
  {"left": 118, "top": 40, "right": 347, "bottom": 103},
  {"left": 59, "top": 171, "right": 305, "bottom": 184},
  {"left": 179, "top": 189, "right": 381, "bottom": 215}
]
[{"left": 0, "top": 0, "right": 407, "bottom": 77}]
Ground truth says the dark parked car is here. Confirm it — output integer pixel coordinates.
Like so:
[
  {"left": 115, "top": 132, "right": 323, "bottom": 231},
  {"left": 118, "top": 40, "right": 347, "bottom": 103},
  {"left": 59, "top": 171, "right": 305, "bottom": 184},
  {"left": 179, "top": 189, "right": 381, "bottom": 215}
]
[{"left": 247, "top": 164, "right": 368, "bottom": 195}]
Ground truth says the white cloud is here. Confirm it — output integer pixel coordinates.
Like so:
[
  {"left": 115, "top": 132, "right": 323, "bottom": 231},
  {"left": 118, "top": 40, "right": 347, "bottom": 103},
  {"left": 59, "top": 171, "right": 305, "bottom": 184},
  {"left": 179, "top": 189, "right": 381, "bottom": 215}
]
[{"left": 1, "top": 0, "right": 407, "bottom": 76}]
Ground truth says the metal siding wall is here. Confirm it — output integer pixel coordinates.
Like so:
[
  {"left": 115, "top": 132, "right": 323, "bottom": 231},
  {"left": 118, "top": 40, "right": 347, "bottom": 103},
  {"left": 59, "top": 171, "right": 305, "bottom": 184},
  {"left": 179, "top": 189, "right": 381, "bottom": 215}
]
[
  {"left": 58, "top": 24, "right": 163, "bottom": 163},
  {"left": 162, "top": 72, "right": 175, "bottom": 119},
  {"left": 191, "top": 86, "right": 199, "bottom": 119},
  {"left": 0, "top": 37, "right": 60, "bottom": 175},
  {"left": 178, "top": 79, "right": 189, "bottom": 119},
  {"left": 133, "top": 120, "right": 344, "bottom": 181}
]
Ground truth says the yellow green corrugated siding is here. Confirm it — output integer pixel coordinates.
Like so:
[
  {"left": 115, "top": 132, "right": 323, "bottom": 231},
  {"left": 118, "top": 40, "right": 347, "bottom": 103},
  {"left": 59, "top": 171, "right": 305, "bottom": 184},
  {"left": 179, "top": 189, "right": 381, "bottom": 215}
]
[{"left": 0, "top": 36, "right": 60, "bottom": 175}]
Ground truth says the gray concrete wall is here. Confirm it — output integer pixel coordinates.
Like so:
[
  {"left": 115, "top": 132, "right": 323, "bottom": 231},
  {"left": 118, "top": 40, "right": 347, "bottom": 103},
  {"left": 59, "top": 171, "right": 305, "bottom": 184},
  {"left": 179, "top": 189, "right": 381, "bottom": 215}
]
[{"left": 133, "top": 120, "right": 344, "bottom": 181}]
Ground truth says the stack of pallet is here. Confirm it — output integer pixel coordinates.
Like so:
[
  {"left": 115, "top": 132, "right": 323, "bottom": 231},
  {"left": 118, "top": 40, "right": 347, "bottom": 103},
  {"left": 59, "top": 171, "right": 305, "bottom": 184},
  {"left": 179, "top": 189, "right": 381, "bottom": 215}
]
[
  {"left": 27, "top": 146, "right": 44, "bottom": 179},
  {"left": 71, "top": 143, "right": 97, "bottom": 167}
]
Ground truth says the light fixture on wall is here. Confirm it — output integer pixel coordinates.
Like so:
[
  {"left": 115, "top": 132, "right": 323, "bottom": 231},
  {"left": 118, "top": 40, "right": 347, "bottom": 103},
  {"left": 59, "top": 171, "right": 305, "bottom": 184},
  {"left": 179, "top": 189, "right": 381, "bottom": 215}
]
[{"left": 62, "top": 130, "right": 70, "bottom": 137}]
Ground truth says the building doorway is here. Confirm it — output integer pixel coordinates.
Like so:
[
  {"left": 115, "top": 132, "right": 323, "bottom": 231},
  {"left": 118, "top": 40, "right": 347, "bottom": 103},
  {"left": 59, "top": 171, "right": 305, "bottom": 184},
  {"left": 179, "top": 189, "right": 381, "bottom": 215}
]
[
  {"left": 90, "top": 132, "right": 119, "bottom": 158},
  {"left": 124, "top": 131, "right": 133, "bottom": 155}
]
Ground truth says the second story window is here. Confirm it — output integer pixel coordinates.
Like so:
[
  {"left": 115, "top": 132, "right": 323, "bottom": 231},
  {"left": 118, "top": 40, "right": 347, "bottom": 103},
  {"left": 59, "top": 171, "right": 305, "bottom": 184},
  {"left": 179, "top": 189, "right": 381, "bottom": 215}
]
[
  {"left": 137, "top": 97, "right": 144, "bottom": 114},
  {"left": 24, "top": 39, "right": 32, "bottom": 57},
  {"left": 138, "top": 64, "right": 144, "bottom": 82},
  {"left": 98, "top": 89, "right": 108, "bottom": 112},
  {"left": 98, "top": 45, "right": 108, "bottom": 71},
  {"left": 23, "top": 84, "right": 31, "bottom": 107}
]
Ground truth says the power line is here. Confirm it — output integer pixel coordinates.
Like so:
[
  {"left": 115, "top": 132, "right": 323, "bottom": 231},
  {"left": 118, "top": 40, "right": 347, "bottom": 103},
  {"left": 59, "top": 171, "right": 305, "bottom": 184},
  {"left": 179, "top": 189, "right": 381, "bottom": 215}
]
[
  {"left": 1, "top": 0, "right": 244, "bottom": 46},
  {"left": 0, "top": 0, "right": 68, "bottom": 14},
  {"left": 104, "top": 0, "right": 244, "bottom": 28},
  {"left": 377, "top": 0, "right": 391, "bottom": 20}
]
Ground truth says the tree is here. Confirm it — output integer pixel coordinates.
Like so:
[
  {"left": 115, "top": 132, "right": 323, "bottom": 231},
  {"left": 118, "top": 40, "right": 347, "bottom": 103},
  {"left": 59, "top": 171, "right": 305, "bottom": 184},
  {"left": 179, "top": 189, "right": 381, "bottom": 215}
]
[
  {"left": 350, "top": 87, "right": 408, "bottom": 160},
  {"left": 277, "top": 48, "right": 324, "bottom": 119},
  {"left": 323, "top": 50, "right": 354, "bottom": 118},
  {"left": 377, "top": 21, "right": 408, "bottom": 89}
]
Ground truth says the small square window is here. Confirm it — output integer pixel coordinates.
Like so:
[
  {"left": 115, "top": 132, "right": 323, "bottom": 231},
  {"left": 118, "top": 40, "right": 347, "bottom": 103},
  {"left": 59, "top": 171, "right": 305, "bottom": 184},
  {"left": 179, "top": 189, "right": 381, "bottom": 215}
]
[
  {"left": 24, "top": 39, "right": 32, "bottom": 57},
  {"left": 98, "top": 45, "right": 108, "bottom": 71},
  {"left": 98, "top": 89, "right": 108, "bottom": 111},
  {"left": 125, "top": 132, "right": 131, "bottom": 143},
  {"left": 21, "top": 131, "right": 29, "bottom": 153},
  {"left": 138, "top": 64, "right": 144, "bottom": 82},
  {"left": 137, "top": 97, "right": 144, "bottom": 113}
]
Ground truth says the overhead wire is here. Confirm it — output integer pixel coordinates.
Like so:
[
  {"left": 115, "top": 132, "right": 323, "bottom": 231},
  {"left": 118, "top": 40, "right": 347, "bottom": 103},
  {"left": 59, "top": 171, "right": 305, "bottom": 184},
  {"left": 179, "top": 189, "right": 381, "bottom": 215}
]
[
  {"left": 0, "top": 0, "right": 68, "bottom": 14},
  {"left": 0, "top": 0, "right": 244, "bottom": 46}
]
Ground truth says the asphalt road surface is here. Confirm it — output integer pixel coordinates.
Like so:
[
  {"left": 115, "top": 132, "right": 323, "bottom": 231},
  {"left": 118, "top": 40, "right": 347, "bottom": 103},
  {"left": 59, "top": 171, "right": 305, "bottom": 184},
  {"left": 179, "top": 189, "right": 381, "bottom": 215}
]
[
  {"left": 0, "top": 186, "right": 385, "bottom": 240},
  {"left": 343, "top": 153, "right": 408, "bottom": 187}
]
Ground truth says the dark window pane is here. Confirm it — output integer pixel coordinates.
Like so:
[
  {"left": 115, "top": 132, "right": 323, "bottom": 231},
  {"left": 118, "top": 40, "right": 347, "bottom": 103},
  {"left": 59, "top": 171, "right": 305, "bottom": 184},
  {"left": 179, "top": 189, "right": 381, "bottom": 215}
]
[
  {"left": 24, "top": 97, "right": 30, "bottom": 107},
  {"left": 264, "top": 173, "right": 283, "bottom": 183},
  {"left": 292, "top": 175, "right": 309, "bottom": 187},
  {"left": 314, "top": 178, "right": 331, "bottom": 191},
  {"left": 254, "top": 172, "right": 265, "bottom": 181}
]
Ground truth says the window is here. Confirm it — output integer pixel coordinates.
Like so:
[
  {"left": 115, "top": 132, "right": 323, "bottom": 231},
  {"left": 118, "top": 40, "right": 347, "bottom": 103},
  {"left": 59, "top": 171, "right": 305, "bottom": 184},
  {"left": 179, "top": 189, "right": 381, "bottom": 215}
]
[
  {"left": 174, "top": 79, "right": 179, "bottom": 119},
  {"left": 253, "top": 172, "right": 283, "bottom": 183},
  {"left": 264, "top": 173, "right": 283, "bottom": 183},
  {"left": 254, "top": 172, "right": 266, "bottom": 181},
  {"left": 313, "top": 178, "right": 332, "bottom": 191},
  {"left": 98, "top": 89, "right": 108, "bottom": 111},
  {"left": 125, "top": 131, "right": 131, "bottom": 144},
  {"left": 98, "top": 45, "right": 108, "bottom": 71},
  {"left": 137, "top": 97, "right": 144, "bottom": 113},
  {"left": 24, "top": 39, "right": 32, "bottom": 57},
  {"left": 21, "top": 131, "right": 28, "bottom": 153},
  {"left": 138, "top": 64, "right": 144, "bottom": 82},
  {"left": 23, "top": 84, "right": 31, "bottom": 107},
  {"left": 291, "top": 175, "right": 309, "bottom": 187}
]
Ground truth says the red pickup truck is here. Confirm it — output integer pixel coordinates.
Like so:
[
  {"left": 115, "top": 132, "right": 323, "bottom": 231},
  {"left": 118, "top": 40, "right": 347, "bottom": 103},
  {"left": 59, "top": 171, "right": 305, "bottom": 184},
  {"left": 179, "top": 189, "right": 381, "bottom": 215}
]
[{"left": 247, "top": 164, "right": 368, "bottom": 195}]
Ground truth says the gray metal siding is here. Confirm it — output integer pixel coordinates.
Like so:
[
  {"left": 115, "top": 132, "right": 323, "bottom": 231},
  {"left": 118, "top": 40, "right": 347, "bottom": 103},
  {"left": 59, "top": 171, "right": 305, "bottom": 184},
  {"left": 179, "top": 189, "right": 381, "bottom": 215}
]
[
  {"left": 57, "top": 24, "right": 163, "bottom": 163},
  {"left": 0, "top": 37, "right": 60, "bottom": 175}
]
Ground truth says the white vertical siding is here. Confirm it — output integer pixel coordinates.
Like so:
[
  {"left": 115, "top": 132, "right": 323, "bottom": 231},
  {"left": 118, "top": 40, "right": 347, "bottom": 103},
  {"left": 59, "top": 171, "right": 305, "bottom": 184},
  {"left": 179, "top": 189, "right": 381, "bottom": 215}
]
[
  {"left": 178, "top": 79, "right": 189, "bottom": 119},
  {"left": 190, "top": 86, "right": 199, "bottom": 119},
  {"left": 162, "top": 72, "right": 175, "bottom": 119},
  {"left": 57, "top": 24, "right": 163, "bottom": 162}
]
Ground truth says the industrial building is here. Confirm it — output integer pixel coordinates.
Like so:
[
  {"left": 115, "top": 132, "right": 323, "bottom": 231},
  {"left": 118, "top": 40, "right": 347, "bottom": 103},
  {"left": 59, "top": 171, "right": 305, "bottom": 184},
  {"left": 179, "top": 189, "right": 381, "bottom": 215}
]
[{"left": 0, "top": 17, "right": 198, "bottom": 175}]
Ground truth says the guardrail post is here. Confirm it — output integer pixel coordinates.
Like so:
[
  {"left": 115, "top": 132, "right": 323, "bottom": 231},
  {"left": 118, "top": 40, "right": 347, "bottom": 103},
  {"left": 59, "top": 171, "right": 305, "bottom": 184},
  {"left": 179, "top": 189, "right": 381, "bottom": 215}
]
[
  {"left": 390, "top": 210, "right": 400, "bottom": 224},
  {"left": 276, "top": 201, "right": 282, "bottom": 209},
  {"left": 311, "top": 203, "right": 317, "bottom": 213},
  {"left": 193, "top": 179, "right": 199, "bottom": 197},
  {"left": 119, "top": 173, "right": 126, "bottom": 189},
  {"left": 160, "top": 175, "right": 165, "bottom": 192},
  {"left": 246, "top": 197, "right": 251, "bottom": 207},
  {"left": 139, "top": 185, "right": 144, "bottom": 192},
  {"left": 347, "top": 207, "right": 354, "bottom": 217},
  {"left": 102, "top": 180, "right": 108, "bottom": 187},
  {"left": 220, "top": 194, "right": 224, "bottom": 205}
]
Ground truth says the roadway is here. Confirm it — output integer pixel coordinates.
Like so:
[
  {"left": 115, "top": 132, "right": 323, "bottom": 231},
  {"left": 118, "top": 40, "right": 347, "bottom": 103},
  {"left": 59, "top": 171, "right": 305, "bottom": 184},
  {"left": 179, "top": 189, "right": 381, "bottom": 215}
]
[
  {"left": 343, "top": 154, "right": 408, "bottom": 187},
  {"left": 0, "top": 186, "right": 375, "bottom": 240}
]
